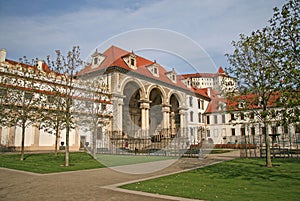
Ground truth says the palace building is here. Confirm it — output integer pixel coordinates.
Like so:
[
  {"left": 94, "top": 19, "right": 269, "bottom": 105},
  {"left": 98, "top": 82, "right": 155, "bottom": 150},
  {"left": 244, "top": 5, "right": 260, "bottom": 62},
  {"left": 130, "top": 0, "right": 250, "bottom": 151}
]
[{"left": 0, "top": 46, "right": 298, "bottom": 153}]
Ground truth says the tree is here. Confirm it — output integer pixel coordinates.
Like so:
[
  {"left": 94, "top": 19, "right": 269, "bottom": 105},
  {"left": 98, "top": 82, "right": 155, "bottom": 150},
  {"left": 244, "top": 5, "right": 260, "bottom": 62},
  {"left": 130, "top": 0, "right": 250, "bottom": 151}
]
[
  {"left": 0, "top": 58, "right": 43, "bottom": 160},
  {"left": 226, "top": 0, "right": 300, "bottom": 167},
  {"left": 270, "top": 0, "right": 300, "bottom": 129},
  {"left": 46, "top": 46, "right": 82, "bottom": 166},
  {"left": 39, "top": 98, "right": 65, "bottom": 157},
  {"left": 270, "top": 0, "right": 300, "bottom": 88},
  {"left": 226, "top": 28, "right": 282, "bottom": 167}
]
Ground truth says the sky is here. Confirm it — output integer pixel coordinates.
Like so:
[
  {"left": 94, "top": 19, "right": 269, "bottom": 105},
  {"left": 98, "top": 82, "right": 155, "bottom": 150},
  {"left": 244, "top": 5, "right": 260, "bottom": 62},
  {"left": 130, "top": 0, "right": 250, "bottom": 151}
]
[{"left": 0, "top": 0, "right": 285, "bottom": 74}]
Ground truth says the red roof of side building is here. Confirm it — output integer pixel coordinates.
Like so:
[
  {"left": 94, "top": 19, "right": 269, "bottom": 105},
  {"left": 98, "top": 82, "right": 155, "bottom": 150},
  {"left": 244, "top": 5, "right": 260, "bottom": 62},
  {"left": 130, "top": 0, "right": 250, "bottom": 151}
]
[
  {"left": 205, "top": 92, "right": 282, "bottom": 114},
  {"left": 217, "top": 66, "right": 225, "bottom": 74},
  {"left": 77, "top": 46, "right": 190, "bottom": 90}
]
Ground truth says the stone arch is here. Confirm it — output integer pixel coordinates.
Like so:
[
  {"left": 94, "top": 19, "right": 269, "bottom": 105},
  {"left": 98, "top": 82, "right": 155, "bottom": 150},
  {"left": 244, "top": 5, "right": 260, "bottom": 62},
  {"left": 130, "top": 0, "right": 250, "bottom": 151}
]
[
  {"left": 167, "top": 91, "right": 184, "bottom": 107},
  {"left": 169, "top": 93, "right": 181, "bottom": 138},
  {"left": 146, "top": 85, "right": 167, "bottom": 104},
  {"left": 120, "top": 77, "right": 146, "bottom": 98},
  {"left": 122, "top": 81, "right": 142, "bottom": 137},
  {"left": 148, "top": 87, "right": 164, "bottom": 141}
]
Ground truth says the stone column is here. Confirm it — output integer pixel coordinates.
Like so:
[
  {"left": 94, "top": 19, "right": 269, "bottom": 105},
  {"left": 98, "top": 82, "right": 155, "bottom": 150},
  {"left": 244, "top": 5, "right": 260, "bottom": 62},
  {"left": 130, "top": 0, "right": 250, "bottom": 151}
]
[
  {"left": 140, "top": 102, "right": 150, "bottom": 137},
  {"left": 162, "top": 106, "right": 170, "bottom": 138},
  {"left": 179, "top": 108, "right": 187, "bottom": 137},
  {"left": 112, "top": 93, "right": 124, "bottom": 136}
]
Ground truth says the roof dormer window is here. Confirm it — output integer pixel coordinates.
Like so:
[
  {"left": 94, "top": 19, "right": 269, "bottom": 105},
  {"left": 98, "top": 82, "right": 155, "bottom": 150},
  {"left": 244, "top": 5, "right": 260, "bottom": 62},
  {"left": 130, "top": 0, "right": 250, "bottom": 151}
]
[
  {"left": 146, "top": 63, "right": 159, "bottom": 77},
  {"left": 165, "top": 68, "right": 177, "bottom": 83},
  {"left": 91, "top": 49, "right": 105, "bottom": 68},
  {"left": 94, "top": 57, "right": 98, "bottom": 65},
  {"left": 123, "top": 53, "right": 137, "bottom": 70},
  {"left": 131, "top": 58, "right": 135, "bottom": 66}
]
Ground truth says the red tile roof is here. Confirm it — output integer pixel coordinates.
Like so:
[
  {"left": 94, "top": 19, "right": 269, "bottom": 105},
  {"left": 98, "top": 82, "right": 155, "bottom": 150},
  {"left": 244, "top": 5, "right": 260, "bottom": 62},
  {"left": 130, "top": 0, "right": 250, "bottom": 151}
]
[
  {"left": 77, "top": 46, "right": 190, "bottom": 90},
  {"left": 191, "top": 87, "right": 211, "bottom": 99},
  {"left": 205, "top": 92, "right": 281, "bottom": 113},
  {"left": 217, "top": 66, "right": 225, "bottom": 74}
]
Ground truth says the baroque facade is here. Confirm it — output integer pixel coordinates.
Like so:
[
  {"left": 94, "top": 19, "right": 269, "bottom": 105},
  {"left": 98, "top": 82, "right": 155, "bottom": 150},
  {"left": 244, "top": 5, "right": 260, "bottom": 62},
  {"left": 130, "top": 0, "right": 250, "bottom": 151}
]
[{"left": 1, "top": 46, "right": 298, "bottom": 152}]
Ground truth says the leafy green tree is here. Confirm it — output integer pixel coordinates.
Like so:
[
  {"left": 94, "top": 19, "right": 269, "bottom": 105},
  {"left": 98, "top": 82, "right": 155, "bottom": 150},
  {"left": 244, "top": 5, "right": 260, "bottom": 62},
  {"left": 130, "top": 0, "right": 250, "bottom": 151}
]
[
  {"left": 226, "top": 28, "right": 282, "bottom": 167},
  {"left": 270, "top": 0, "right": 300, "bottom": 129},
  {"left": 226, "top": 0, "right": 300, "bottom": 166}
]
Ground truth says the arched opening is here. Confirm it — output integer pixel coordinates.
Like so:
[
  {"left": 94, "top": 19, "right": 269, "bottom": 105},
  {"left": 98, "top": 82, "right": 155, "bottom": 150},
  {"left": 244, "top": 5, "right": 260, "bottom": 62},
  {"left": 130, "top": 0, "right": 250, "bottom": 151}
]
[
  {"left": 122, "top": 82, "right": 141, "bottom": 137},
  {"left": 149, "top": 88, "right": 163, "bottom": 142},
  {"left": 170, "top": 94, "right": 180, "bottom": 138}
]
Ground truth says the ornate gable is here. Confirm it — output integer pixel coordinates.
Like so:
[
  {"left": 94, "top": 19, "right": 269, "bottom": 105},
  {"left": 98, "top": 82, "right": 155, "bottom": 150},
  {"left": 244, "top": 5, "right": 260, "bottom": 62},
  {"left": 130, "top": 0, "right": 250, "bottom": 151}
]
[
  {"left": 165, "top": 68, "right": 177, "bottom": 83},
  {"left": 146, "top": 62, "right": 159, "bottom": 77},
  {"left": 122, "top": 52, "right": 137, "bottom": 70},
  {"left": 91, "top": 49, "right": 106, "bottom": 68}
]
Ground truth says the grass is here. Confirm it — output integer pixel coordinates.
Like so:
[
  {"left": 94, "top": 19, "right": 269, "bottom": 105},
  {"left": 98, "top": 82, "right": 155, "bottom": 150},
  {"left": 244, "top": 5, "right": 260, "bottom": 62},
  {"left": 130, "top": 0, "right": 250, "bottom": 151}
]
[
  {"left": 122, "top": 158, "right": 300, "bottom": 201},
  {"left": 0, "top": 152, "right": 105, "bottom": 173},
  {"left": 96, "top": 154, "right": 177, "bottom": 167}
]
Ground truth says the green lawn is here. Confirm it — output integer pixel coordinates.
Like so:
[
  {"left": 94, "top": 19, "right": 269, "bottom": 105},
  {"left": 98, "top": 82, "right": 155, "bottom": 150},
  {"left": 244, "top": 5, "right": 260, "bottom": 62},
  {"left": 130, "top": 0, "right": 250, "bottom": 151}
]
[
  {"left": 122, "top": 158, "right": 300, "bottom": 201},
  {"left": 96, "top": 154, "right": 177, "bottom": 167},
  {"left": 0, "top": 152, "right": 104, "bottom": 173}
]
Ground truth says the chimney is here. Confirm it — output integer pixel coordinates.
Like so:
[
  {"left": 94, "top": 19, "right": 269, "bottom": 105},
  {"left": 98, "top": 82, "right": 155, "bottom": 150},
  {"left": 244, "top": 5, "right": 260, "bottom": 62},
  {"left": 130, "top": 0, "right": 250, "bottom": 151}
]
[{"left": 0, "top": 49, "right": 6, "bottom": 62}]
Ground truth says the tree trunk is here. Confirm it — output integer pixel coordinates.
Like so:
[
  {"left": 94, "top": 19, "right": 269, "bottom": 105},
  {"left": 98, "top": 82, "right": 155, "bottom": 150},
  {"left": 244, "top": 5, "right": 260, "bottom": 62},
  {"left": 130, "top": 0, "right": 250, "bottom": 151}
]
[
  {"left": 92, "top": 126, "right": 97, "bottom": 158},
  {"left": 264, "top": 125, "right": 272, "bottom": 167},
  {"left": 65, "top": 124, "right": 70, "bottom": 167},
  {"left": 20, "top": 121, "right": 25, "bottom": 161},
  {"left": 54, "top": 120, "right": 60, "bottom": 157}
]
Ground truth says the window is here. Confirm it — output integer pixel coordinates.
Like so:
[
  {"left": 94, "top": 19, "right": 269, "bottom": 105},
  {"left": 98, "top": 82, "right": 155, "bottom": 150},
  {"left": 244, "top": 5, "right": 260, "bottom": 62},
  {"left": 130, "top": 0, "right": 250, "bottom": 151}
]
[
  {"left": 24, "top": 92, "right": 33, "bottom": 100},
  {"left": 97, "top": 128, "right": 103, "bottom": 139},
  {"left": 231, "top": 128, "right": 235, "bottom": 136},
  {"left": 190, "top": 128, "right": 194, "bottom": 136},
  {"left": 261, "top": 127, "right": 266, "bottom": 135},
  {"left": 284, "top": 125, "right": 289, "bottom": 134},
  {"left": 47, "top": 95, "right": 54, "bottom": 103},
  {"left": 189, "top": 97, "right": 193, "bottom": 107},
  {"left": 198, "top": 99, "right": 201, "bottom": 109},
  {"left": 101, "top": 103, "right": 106, "bottom": 111},
  {"left": 94, "top": 57, "right": 98, "bottom": 65},
  {"left": 240, "top": 113, "right": 245, "bottom": 120},
  {"left": 222, "top": 114, "right": 225, "bottom": 123},
  {"left": 190, "top": 111, "right": 193, "bottom": 122},
  {"left": 154, "top": 67, "right": 158, "bottom": 74},
  {"left": 214, "top": 115, "right": 218, "bottom": 124},
  {"left": 251, "top": 127, "right": 255, "bottom": 135},
  {"left": 250, "top": 112, "right": 255, "bottom": 120},
  {"left": 272, "top": 126, "right": 277, "bottom": 134},
  {"left": 207, "top": 130, "right": 210, "bottom": 137},
  {"left": 130, "top": 58, "right": 135, "bottom": 66},
  {"left": 85, "top": 101, "right": 92, "bottom": 108},
  {"left": 231, "top": 113, "right": 235, "bottom": 121},
  {"left": 198, "top": 113, "right": 202, "bottom": 123},
  {"left": 201, "top": 100, "right": 204, "bottom": 110},
  {"left": 206, "top": 116, "right": 210, "bottom": 124},
  {"left": 172, "top": 74, "right": 176, "bottom": 81},
  {"left": 241, "top": 127, "right": 246, "bottom": 136},
  {"left": 0, "top": 87, "right": 7, "bottom": 97}
]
